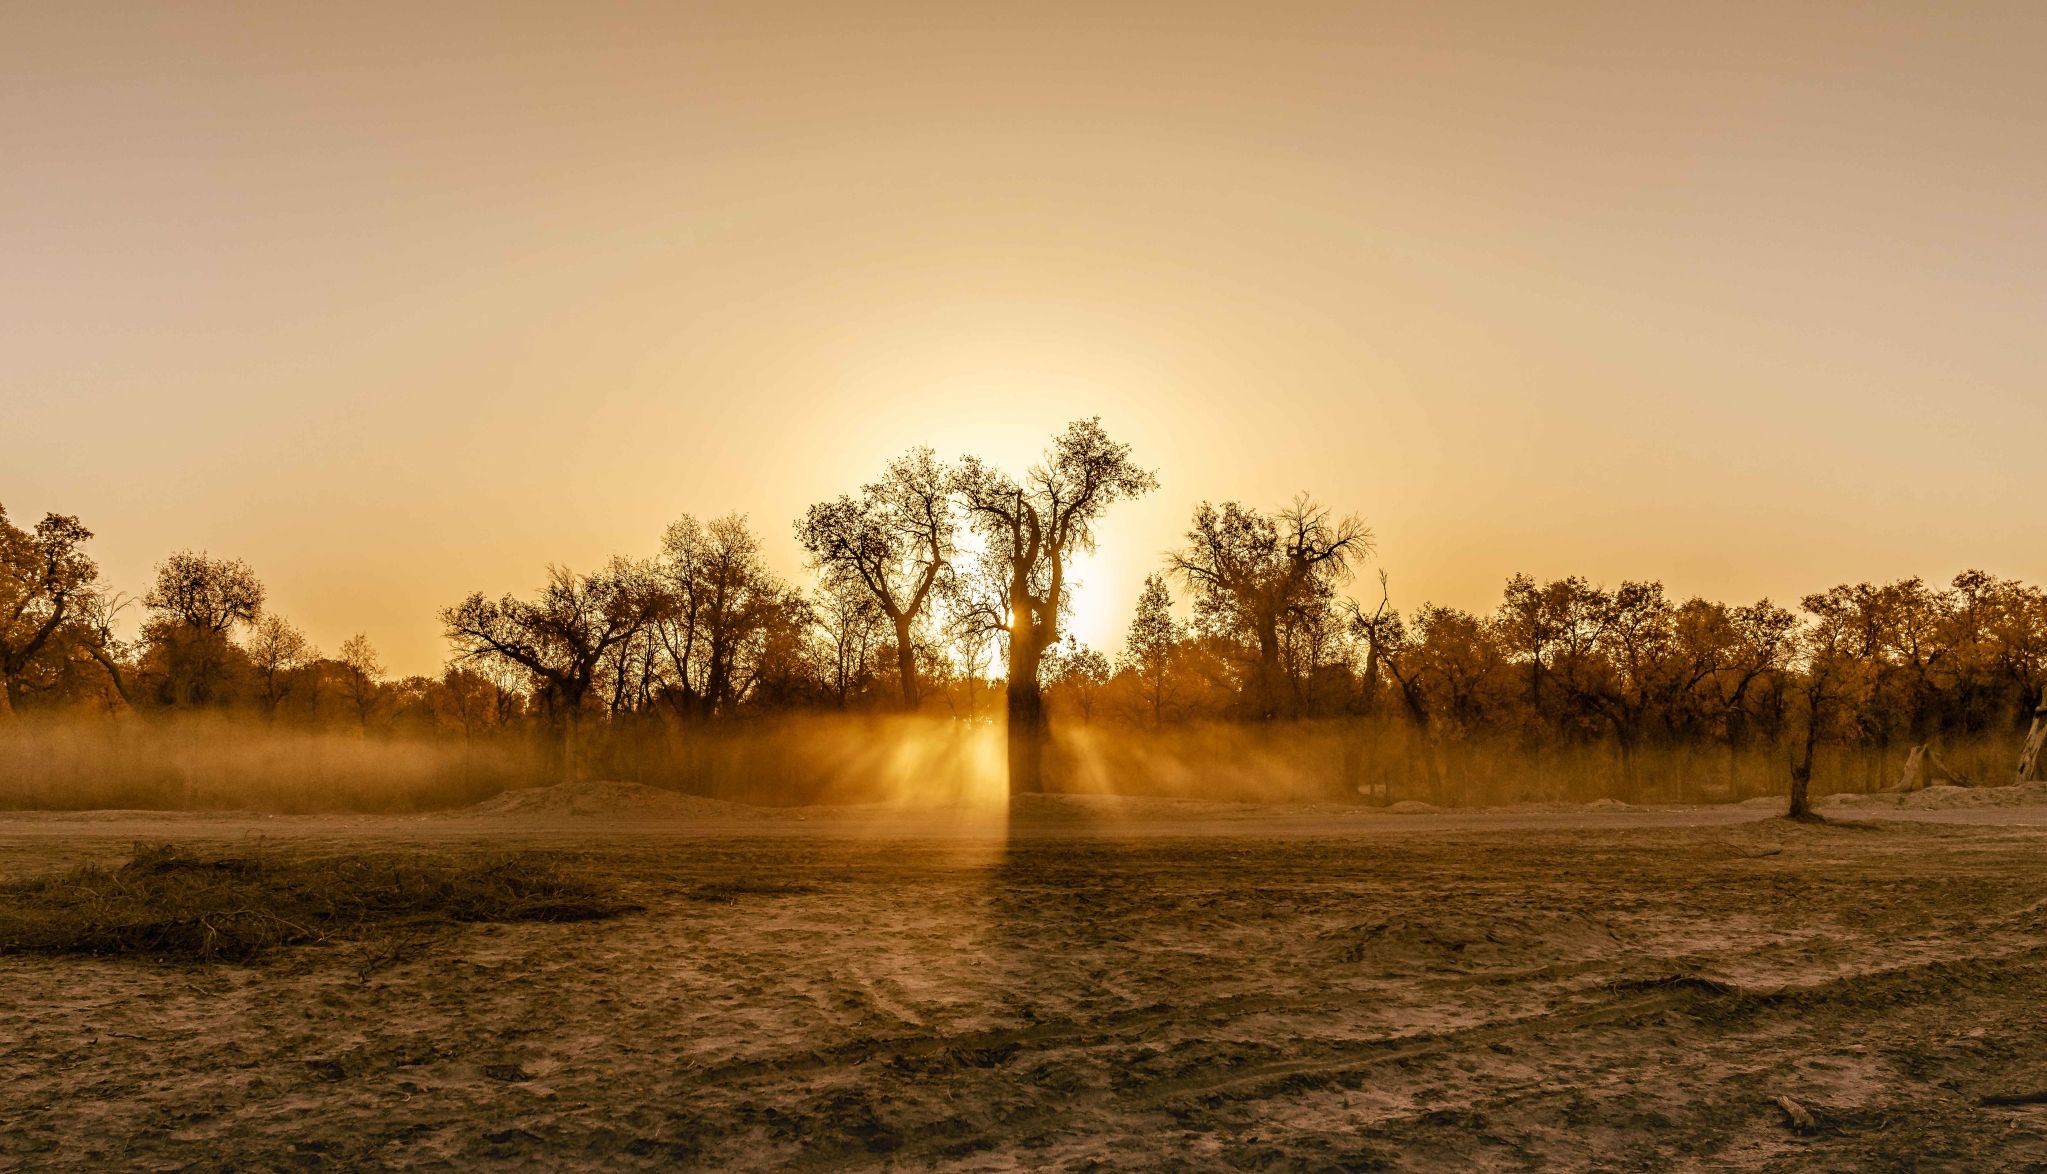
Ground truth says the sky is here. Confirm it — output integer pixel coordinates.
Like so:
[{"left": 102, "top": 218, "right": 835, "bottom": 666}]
[{"left": 5, "top": 2, "right": 2044, "bottom": 676}]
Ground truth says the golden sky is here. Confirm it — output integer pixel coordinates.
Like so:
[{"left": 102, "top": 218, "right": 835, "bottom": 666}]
[{"left": 6, "top": 2, "right": 2044, "bottom": 676}]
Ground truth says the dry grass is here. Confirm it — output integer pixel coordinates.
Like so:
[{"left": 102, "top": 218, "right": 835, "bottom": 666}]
[{"left": 0, "top": 843, "right": 639, "bottom": 963}]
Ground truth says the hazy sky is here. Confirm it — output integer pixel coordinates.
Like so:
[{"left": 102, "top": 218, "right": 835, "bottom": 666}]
[{"left": 6, "top": 2, "right": 2044, "bottom": 676}]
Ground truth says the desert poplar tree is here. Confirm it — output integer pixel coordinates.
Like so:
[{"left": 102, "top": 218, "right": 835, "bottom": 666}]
[
  {"left": 338, "top": 632, "right": 385, "bottom": 732},
  {"left": 956, "top": 419, "right": 1155, "bottom": 793},
  {"left": 1170, "top": 495, "right": 1370, "bottom": 719},
  {"left": 0, "top": 505, "right": 98, "bottom": 718},
  {"left": 247, "top": 615, "right": 316, "bottom": 721},
  {"left": 441, "top": 559, "right": 659, "bottom": 781},
  {"left": 796, "top": 448, "right": 956, "bottom": 711},
  {"left": 143, "top": 551, "right": 264, "bottom": 706}
]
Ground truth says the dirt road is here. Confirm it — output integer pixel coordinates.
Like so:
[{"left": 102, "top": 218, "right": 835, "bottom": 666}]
[{"left": 2, "top": 799, "right": 2044, "bottom": 1170}]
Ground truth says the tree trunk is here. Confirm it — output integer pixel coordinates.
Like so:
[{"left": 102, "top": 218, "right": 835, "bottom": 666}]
[
  {"left": 1007, "top": 643, "right": 1047, "bottom": 796},
  {"left": 1615, "top": 726, "right": 1638, "bottom": 802},
  {"left": 893, "top": 616, "right": 921, "bottom": 711},
  {"left": 87, "top": 646, "right": 135, "bottom": 712},
  {"left": 1254, "top": 624, "right": 1282, "bottom": 719},
  {"left": 1788, "top": 758, "right": 1813, "bottom": 819},
  {"left": 1788, "top": 715, "right": 1821, "bottom": 821},
  {"left": 2018, "top": 688, "right": 2047, "bottom": 783},
  {"left": 561, "top": 708, "right": 582, "bottom": 784}
]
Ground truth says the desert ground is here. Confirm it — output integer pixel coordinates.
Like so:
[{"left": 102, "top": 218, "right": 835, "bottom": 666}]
[{"left": 3, "top": 785, "right": 2046, "bottom": 1171}]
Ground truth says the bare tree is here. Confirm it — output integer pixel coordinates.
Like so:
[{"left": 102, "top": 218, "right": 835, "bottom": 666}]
[
  {"left": 797, "top": 448, "right": 956, "bottom": 710},
  {"left": 656, "top": 515, "right": 787, "bottom": 717},
  {"left": 78, "top": 590, "right": 137, "bottom": 713},
  {"left": 1785, "top": 618, "right": 1861, "bottom": 821},
  {"left": 956, "top": 419, "right": 1155, "bottom": 793},
  {"left": 338, "top": 632, "right": 385, "bottom": 732},
  {"left": 1170, "top": 494, "right": 1371, "bottom": 718},
  {"left": 436, "top": 665, "right": 506, "bottom": 742},
  {"left": 441, "top": 559, "right": 657, "bottom": 781},
  {"left": 813, "top": 568, "right": 885, "bottom": 708},
  {"left": 1045, "top": 637, "right": 1112, "bottom": 723},
  {"left": 247, "top": 615, "right": 316, "bottom": 721}
]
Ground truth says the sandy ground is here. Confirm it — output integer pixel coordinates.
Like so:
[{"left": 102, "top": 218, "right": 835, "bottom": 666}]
[{"left": 3, "top": 787, "right": 2046, "bottom": 1170}]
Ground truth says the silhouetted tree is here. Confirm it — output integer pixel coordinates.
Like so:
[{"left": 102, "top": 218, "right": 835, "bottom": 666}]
[
  {"left": 247, "top": 615, "right": 315, "bottom": 721},
  {"left": 956, "top": 419, "right": 1155, "bottom": 793},
  {"left": 1568, "top": 581, "right": 1678, "bottom": 795},
  {"left": 1786, "top": 625, "right": 1852, "bottom": 822},
  {"left": 656, "top": 515, "right": 788, "bottom": 717},
  {"left": 1045, "top": 637, "right": 1112, "bottom": 723},
  {"left": 441, "top": 559, "right": 657, "bottom": 780},
  {"left": 1170, "top": 495, "right": 1370, "bottom": 718},
  {"left": 1122, "top": 573, "right": 1180, "bottom": 725},
  {"left": 338, "top": 632, "right": 384, "bottom": 732},
  {"left": 813, "top": 568, "right": 886, "bottom": 708},
  {"left": 143, "top": 551, "right": 264, "bottom": 706},
  {"left": 436, "top": 665, "right": 509, "bottom": 742},
  {"left": 0, "top": 506, "right": 99, "bottom": 717},
  {"left": 797, "top": 448, "right": 956, "bottom": 711}
]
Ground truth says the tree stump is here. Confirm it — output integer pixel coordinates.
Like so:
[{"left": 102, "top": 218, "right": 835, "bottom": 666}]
[{"left": 2020, "top": 688, "right": 2047, "bottom": 784}]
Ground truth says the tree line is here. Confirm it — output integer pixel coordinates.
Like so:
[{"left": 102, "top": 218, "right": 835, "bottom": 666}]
[{"left": 6, "top": 417, "right": 2045, "bottom": 799}]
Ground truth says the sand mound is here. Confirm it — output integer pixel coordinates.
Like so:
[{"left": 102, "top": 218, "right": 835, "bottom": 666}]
[
  {"left": 455, "top": 781, "right": 769, "bottom": 821},
  {"left": 1820, "top": 780, "right": 2047, "bottom": 812}
]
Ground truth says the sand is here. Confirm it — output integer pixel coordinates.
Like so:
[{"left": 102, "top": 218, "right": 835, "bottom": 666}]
[{"left": 3, "top": 793, "right": 2046, "bottom": 1169}]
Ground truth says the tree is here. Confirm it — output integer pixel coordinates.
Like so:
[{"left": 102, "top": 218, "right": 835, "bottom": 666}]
[
  {"left": 797, "top": 448, "right": 956, "bottom": 711},
  {"left": 1354, "top": 602, "right": 1509, "bottom": 803},
  {"left": 1786, "top": 625, "right": 1848, "bottom": 822},
  {"left": 77, "top": 590, "right": 138, "bottom": 713},
  {"left": 1699, "top": 599, "right": 1798, "bottom": 758},
  {"left": 813, "top": 568, "right": 886, "bottom": 708},
  {"left": 441, "top": 559, "right": 657, "bottom": 781},
  {"left": 655, "top": 515, "right": 789, "bottom": 717},
  {"left": 145, "top": 551, "right": 264, "bottom": 635},
  {"left": 143, "top": 551, "right": 264, "bottom": 706},
  {"left": 1045, "top": 637, "right": 1112, "bottom": 723},
  {"left": 956, "top": 419, "right": 1156, "bottom": 793},
  {"left": 338, "top": 632, "right": 385, "bottom": 732},
  {"left": 1122, "top": 574, "right": 1181, "bottom": 725},
  {"left": 1571, "top": 581, "right": 1679, "bottom": 795},
  {"left": 0, "top": 506, "right": 98, "bottom": 717},
  {"left": 1170, "top": 495, "right": 1371, "bottom": 718},
  {"left": 939, "top": 554, "right": 1011, "bottom": 721},
  {"left": 436, "top": 665, "right": 509, "bottom": 742},
  {"left": 247, "top": 615, "right": 316, "bottom": 720}
]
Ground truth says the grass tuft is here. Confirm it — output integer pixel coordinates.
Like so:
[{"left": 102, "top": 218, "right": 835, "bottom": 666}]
[{"left": 0, "top": 842, "right": 639, "bottom": 963}]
